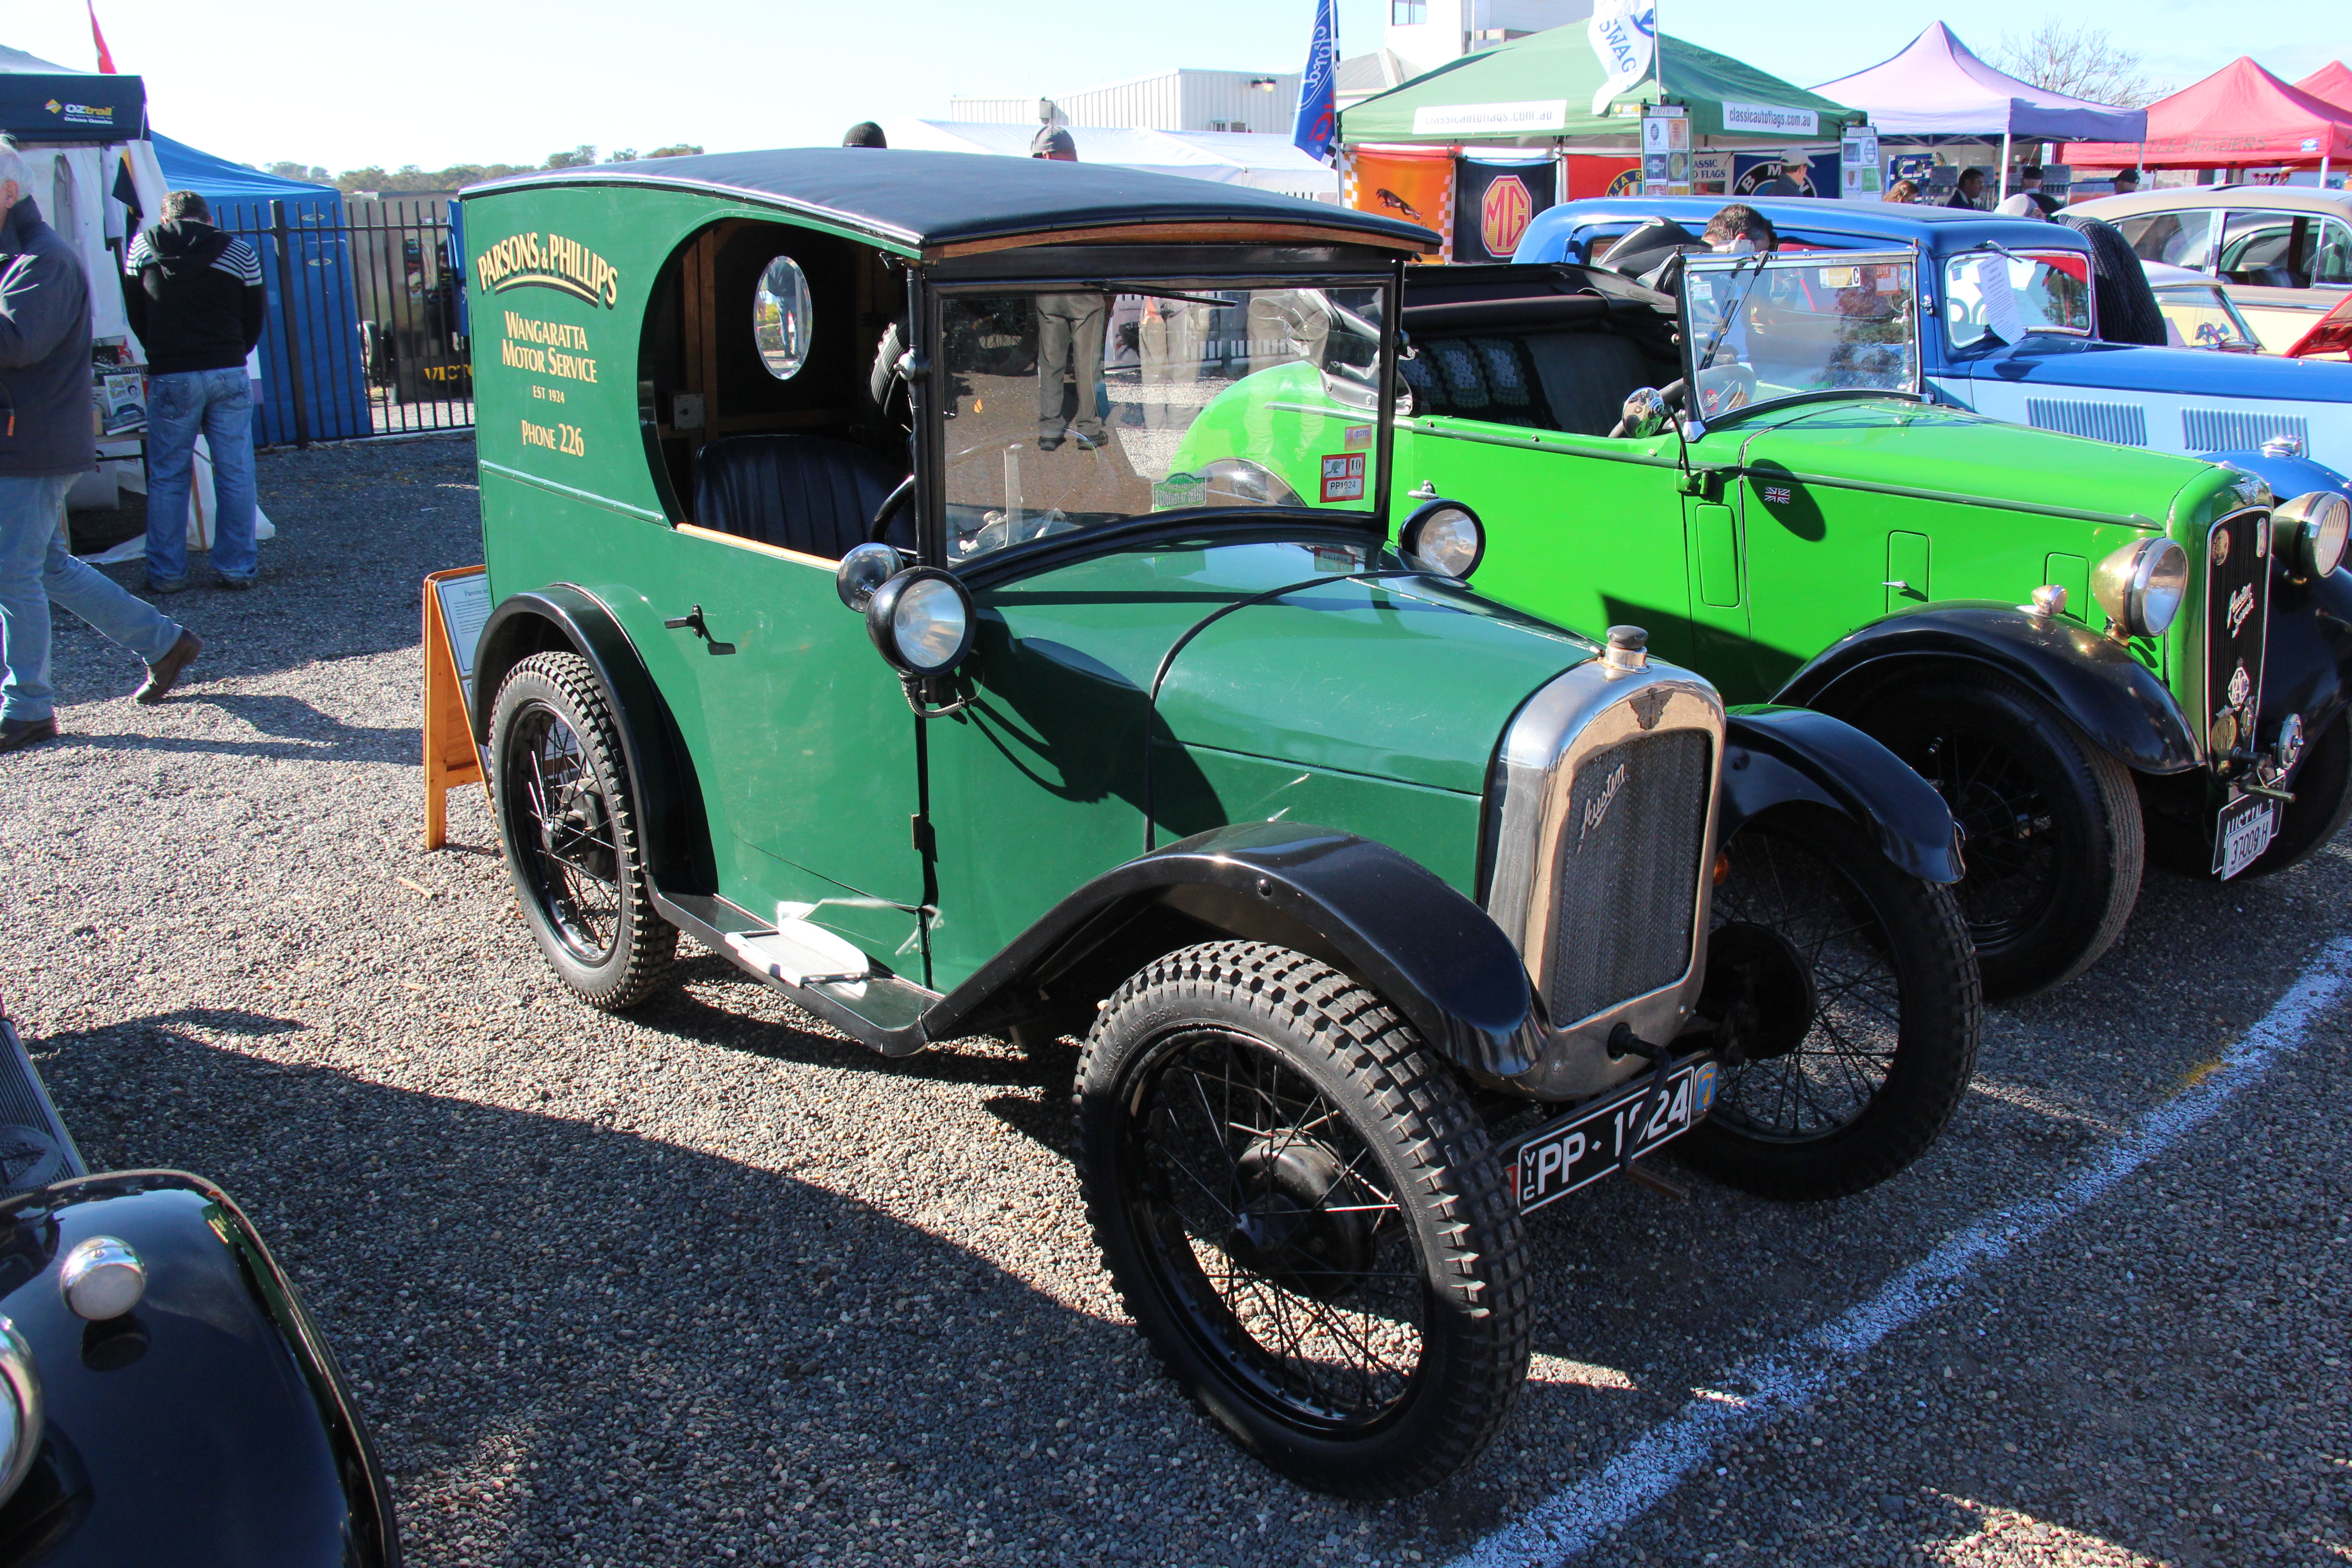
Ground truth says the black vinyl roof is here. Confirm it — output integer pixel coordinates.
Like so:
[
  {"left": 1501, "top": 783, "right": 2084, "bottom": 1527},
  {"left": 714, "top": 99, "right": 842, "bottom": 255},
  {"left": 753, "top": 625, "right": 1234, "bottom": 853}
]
[{"left": 462, "top": 147, "right": 1436, "bottom": 256}]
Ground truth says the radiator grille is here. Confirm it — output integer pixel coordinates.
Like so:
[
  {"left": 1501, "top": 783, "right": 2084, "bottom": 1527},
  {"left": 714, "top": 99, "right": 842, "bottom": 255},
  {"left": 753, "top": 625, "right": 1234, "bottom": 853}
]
[
  {"left": 2184, "top": 408, "right": 2309, "bottom": 454},
  {"left": 2205, "top": 508, "right": 2270, "bottom": 770},
  {"left": 2026, "top": 397, "right": 2149, "bottom": 446},
  {"left": 1546, "top": 729, "right": 1711, "bottom": 1027}
]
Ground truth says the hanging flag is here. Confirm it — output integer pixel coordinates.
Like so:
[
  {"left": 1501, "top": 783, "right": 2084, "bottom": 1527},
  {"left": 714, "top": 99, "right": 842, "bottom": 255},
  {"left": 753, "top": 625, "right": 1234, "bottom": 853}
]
[
  {"left": 1293, "top": 0, "right": 1338, "bottom": 163},
  {"left": 1586, "top": 0, "right": 1656, "bottom": 116},
  {"left": 87, "top": 0, "right": 117, "bottom": 73}
]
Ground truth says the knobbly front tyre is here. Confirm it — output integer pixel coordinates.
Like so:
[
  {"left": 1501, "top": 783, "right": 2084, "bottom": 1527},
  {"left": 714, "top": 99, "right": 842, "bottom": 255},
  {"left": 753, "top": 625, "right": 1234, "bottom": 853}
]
[
  {"left": 489, "top": 651, "right": 677, "bottom": 1009},
  {"left": 1853, "top": 676, "right": 2143, "bottom": 998},
  {"left": 1678, "top": 807, "right": 1982, "bottom": 1202},
  {"left": 1074, "top": 942, "right": 1531, "bottom": 1497}
]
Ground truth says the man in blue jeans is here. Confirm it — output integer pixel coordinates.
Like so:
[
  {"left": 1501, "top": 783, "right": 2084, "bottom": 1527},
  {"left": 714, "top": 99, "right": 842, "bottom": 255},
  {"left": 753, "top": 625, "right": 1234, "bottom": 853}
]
[
  {"left": 0, "top": 143, "right": 201, "bottom": 754},
  {"left": 123, "top": 190, "right": 265, "bottom": 592}
]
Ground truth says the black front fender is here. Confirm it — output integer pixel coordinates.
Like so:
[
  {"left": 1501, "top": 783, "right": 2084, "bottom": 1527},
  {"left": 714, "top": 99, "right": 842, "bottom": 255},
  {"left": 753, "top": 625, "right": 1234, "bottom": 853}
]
[
  {"left": 926, "top": 820, "right": 1543, "bottom": 1081},
  {"left": 1721, "top": 706, "right": 1964, "bottom": 883},
  {"left": 1773, "top": 602, "right": 2200, "bottom": 774},
  {"left": 2262, "top": 569, "right": 2352, "bottom": 755},
  {"left": 471, "top": 585, "right": 715, "bottom": 893},
  {"left": 0, "top": 1173, "right": 396, "bottom": 1567}
]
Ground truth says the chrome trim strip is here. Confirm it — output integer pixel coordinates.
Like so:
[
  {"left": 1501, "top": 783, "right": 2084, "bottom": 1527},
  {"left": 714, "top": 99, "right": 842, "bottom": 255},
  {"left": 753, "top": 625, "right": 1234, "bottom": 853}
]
[{"left": 1485, "top": 659, "right": 1726, "bottom": 1100}]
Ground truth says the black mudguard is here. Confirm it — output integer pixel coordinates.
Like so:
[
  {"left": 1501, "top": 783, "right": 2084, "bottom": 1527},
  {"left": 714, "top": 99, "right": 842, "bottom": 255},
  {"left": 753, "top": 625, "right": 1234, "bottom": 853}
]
[
  {"left": 1772, "top": 602, "right": 2201, "bottom": 775},
  {"left": 470, "top": 585, "right": 716, "bottom": 893},
  {"left": 2261, "top": 569, "right": 2352, "bottom": 759},
  {"left": 0, "top": 1172, "right": 397, "bottom": 1567},
  {"left": 925, "top": 820, "right": 1544, "bottom": 1081},
  {"left": 1720, "top": 706, "right": 1965, "bottom": 884}
]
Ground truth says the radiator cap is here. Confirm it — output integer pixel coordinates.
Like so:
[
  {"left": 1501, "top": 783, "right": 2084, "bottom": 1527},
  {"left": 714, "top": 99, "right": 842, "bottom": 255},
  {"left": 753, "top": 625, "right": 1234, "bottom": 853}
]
[{"left": 1604, "top": 625, "right": 1649, "bottom": 673}]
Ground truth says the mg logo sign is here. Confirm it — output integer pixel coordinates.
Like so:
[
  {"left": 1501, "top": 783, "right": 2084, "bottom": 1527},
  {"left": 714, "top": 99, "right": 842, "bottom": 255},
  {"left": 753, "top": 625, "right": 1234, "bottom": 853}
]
[{"left": 1480, "top": 175, "right": 1534, "bottom": 258}]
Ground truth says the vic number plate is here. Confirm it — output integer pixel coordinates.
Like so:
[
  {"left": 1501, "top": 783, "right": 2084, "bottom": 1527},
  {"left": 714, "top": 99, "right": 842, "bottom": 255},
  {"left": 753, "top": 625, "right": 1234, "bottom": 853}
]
[
  {"left": 1513, "top": 1062, "right": 1716, "bottom": 1215},
  {"left": 2213, "top": 792, "right": 2278, "bottom": 881}
]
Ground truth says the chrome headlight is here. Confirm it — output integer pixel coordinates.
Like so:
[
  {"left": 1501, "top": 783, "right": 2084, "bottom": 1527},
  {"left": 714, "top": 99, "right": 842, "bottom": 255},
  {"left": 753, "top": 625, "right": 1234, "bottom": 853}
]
[
  {"left": 1399, "top": 499, "right": 1486, "bottom": 579},
  {"left": 2092, "top": 537, "right": 2189, "bottom": 638},
  {"left": 0, "top": 1317, "right": 41, "bottom": 1507},
  {"left": 866, "top": 568, "right": 975, "bottom": 676},
  {"left": 1197, "top": 457, "right": 1304, "bottom": 508},
  {"left": 2273, "top": 491, "right": 2350, "bottom": 580}
]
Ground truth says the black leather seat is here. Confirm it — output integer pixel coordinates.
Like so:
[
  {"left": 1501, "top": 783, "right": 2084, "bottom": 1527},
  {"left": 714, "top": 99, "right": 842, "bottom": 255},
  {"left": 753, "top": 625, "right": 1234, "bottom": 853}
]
[{"left": 691, "top": 435, "right": 905, "bottom": 560}]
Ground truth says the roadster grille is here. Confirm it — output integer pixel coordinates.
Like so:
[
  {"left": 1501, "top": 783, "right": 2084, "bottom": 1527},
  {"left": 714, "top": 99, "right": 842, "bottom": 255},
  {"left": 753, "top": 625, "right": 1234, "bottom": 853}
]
[
  {"left": 2205, "top": 508, "right": 2269, "bottom": 771},
  {"left": 1545, "top": 728, "right": 1711, "bottom": 1027}
]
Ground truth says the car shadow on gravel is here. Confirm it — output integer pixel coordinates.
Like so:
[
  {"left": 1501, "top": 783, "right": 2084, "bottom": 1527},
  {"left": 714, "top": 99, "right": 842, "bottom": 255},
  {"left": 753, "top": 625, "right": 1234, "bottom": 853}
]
[{"left": 30, "top": 1008, "right": 1193, "bottom": 1568}]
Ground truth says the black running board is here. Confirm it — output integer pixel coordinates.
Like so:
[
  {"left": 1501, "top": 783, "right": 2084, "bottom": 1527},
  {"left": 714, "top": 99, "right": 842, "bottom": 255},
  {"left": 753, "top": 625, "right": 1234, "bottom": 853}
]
[
  {"left": 653, "top": 890, "right": 935, "bottom": 1056},
  {"left": 0, "top": 1010, "right": 88, "bottom": 1197}
]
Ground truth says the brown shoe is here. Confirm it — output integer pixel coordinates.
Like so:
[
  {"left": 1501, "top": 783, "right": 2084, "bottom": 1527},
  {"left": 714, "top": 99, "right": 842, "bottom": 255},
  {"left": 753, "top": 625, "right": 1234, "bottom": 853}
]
[
  {"left": 135, "top": 630, "right": 204, "bottom": 705},
  {"left": 0, "top": 717, "right": 56, "bottom": 753}
]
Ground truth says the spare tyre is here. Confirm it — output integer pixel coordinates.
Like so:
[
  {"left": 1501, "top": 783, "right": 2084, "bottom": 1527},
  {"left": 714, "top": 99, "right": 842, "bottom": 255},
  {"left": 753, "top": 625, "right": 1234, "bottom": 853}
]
[{"left": 2059, "top": 213, "right": 2168, "bottom": 345}]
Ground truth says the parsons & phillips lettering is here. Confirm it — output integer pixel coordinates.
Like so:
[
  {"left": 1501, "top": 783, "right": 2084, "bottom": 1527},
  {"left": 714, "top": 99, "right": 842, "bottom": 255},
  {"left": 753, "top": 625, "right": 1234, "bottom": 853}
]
[{"left": 475, "top": 231, "right": 621, "bottom": 308}]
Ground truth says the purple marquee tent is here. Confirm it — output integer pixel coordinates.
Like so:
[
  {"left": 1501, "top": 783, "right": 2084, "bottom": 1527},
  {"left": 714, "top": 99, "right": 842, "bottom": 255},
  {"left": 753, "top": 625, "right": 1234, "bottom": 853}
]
[{"left": 1813, "top": 23, "right": 2147, "bottom": 197}]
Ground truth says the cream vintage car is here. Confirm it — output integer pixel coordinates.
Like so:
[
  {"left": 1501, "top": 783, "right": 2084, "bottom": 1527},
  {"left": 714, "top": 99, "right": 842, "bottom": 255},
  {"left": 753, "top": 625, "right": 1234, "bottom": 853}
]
[{"left": 2075, "top": 185, "right": 2352, "bottom": 352}]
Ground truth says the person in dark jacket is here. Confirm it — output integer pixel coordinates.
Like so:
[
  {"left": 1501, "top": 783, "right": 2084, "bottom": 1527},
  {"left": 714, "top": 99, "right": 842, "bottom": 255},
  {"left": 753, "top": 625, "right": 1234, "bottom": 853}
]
[
  {"left": 0, "top": 143, "right": 201, "bottom": 753},
  {"left": 122, "top": 190, "right": 265, "bottom": 591}
]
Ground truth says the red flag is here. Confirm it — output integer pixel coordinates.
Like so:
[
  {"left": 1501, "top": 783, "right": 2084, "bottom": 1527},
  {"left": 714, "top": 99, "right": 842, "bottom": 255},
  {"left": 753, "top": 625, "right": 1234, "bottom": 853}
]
[{"left": 87, "top": 1, "right": 117, "bottom": 73}]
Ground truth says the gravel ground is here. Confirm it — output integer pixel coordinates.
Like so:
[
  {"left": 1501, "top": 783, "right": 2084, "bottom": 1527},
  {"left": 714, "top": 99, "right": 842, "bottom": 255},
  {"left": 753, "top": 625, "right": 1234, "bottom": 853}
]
[{"left": 2, "top": 433, "right": 2347, "bottom": 1567}]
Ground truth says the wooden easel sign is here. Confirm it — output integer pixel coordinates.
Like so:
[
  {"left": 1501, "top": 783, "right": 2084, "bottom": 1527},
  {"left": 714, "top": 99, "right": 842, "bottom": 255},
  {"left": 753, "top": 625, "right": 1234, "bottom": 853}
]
[{"left": 422, "top": 566, "right": 493, "bottom": 851}]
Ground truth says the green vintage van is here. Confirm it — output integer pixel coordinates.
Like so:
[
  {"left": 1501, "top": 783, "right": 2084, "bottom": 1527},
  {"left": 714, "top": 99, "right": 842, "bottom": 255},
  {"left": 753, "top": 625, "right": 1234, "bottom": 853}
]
[
  {"left": 1186, "top": 247, "right": 2352, "bottom": 996},
  {"left": 458, "top": 151, "right": 1981, "bottom": 1494}
]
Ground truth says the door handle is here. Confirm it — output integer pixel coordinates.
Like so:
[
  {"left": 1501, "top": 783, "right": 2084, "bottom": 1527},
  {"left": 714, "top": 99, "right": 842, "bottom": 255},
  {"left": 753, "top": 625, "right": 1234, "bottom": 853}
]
[{"left": 664, "top": 605, "right": 708, "bottom": 639}]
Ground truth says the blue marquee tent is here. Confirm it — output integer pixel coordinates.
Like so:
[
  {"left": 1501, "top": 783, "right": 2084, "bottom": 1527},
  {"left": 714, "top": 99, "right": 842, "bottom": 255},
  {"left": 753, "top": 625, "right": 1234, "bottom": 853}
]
[{"left": 149, "top": 133, "right": 369, "bottom": 443}]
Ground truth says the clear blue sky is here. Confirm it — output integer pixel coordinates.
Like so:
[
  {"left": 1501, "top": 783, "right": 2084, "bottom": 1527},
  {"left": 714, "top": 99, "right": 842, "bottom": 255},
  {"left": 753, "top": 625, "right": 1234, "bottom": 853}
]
[{"left": 7, "top": 0, "right": 2346, "bottom": 173}]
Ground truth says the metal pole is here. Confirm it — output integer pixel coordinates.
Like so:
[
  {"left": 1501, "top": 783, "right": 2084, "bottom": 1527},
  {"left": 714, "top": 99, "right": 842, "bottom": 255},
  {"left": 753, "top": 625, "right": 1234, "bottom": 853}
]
[
  {"left": 1998, "top": 132, "right": 2011, "bottom": 203},
  {"left": 270, "top": 200, "right": 312, "bottom": 450}
]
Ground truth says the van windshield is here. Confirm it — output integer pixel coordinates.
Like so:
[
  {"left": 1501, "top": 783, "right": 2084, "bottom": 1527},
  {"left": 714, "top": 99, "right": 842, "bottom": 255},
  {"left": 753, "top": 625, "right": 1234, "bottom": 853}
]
[{"left": 935, "top": 281, "right": 1389, "bottom": 564}]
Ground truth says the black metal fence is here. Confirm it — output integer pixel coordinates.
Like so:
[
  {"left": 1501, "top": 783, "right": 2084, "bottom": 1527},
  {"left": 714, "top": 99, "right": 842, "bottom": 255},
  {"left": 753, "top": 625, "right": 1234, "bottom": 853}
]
[{"left": 211, "top": 197, "right": 474, "bottom": 447}]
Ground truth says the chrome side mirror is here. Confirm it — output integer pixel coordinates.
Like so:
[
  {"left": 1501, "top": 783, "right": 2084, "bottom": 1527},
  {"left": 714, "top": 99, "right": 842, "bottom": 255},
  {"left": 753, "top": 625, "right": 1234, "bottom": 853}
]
[
  {"left": 1619, "top": 387, "right": 1670, "bottom": 439},
  {"left": 836, "top": 542, "right": 901, "bottom": 612}
]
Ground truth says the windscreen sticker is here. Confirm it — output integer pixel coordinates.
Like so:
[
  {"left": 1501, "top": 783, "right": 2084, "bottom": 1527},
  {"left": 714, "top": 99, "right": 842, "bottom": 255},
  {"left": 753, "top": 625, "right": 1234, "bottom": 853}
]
[
  {"left": 1320, "top": 453, "right": 1367, "bottom": 503},
  {"left": 1344, "top": 423, "right": 1375, "bottom": 451}
]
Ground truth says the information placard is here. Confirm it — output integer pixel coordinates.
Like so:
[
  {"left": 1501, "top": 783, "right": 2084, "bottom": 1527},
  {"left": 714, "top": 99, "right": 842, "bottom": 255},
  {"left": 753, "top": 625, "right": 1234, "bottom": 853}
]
[{"left": 422, "top": 566, "right": 491, "bottom": 852}]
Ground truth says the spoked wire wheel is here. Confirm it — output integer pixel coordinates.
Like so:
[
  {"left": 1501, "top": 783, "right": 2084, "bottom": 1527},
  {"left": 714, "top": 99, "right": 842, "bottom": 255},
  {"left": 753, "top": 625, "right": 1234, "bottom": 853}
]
[
  {"left": 489, "top": 652, "right": 676, "bottom": 1009},
  {"left": 1910, "top": 727, "right": 2051, "bottom": 949},
  {"left": 1681, "top": 808, "right": 1981, "bottom": 1200},
  {"left": 1127, "top": 1028, "right": 1424, "bottom": 1429},
  {"left": 503, "top": 703, "right": 621, "bottom": 963},
  {"left": 1077, "top": 942, "right": 1529, "bottom": 1496}
]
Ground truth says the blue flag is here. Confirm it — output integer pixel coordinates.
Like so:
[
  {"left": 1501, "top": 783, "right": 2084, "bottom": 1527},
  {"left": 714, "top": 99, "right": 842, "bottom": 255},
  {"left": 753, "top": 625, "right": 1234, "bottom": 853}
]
[{"left": 1293, "top": 0, "right": 1338, "bottom": 163}]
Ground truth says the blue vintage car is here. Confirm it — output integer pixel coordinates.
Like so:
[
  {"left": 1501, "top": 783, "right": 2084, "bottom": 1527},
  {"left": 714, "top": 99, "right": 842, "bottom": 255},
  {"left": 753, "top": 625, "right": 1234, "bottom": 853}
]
[{"left": 1512, "top": 196, "right": 2352, "bottom": 494}]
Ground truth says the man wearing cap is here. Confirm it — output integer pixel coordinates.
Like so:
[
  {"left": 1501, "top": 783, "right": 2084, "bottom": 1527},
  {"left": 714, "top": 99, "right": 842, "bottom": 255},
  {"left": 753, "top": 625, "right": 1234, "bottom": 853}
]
[
  {"left": 1029, "top": 124, "right": 1104, "bottom": 450},
  {"left": 2017, "top": 166, "right": 2062, "bottom": 217}
]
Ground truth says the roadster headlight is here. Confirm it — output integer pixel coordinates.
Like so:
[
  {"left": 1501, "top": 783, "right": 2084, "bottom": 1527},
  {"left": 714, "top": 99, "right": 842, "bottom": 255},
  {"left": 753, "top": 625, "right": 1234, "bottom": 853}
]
[
  {"left": 2092, "top": 537, "right": 2189, "bottom": 638},
  {"left": 1198, "top": 457, "right": 1303, "bottom": 508},
  {"left": 1399, "top": 500, "right": 1486, "bottom": 579},
  {"left": 866, "top": 568, "right": 976, "bottom": 676},
  {"left": 0, "top": 1317, "right": 41, "bottom": 1507},
  {"left": 2273, "top": 491, "right": 2350, "bottom": 580}
]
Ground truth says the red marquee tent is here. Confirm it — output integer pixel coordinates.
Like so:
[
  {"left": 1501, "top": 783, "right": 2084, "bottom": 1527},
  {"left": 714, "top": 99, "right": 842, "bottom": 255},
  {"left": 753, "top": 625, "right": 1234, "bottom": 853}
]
[
  {"left": 2065, "top": 56, "right": 2352, "bottom": 170},
  {"left": 2298, "top": 62, "right": 2352, "bottom": 116}
]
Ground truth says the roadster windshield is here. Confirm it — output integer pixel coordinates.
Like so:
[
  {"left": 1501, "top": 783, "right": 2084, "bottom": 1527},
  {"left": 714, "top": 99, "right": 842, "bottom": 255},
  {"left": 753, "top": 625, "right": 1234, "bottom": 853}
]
[
  {"left": 1682, "top": 250, "right": 1921, "bottom": 418},
  {"left": 937, "top": 280, "right": 1389, "bottom": 564}
]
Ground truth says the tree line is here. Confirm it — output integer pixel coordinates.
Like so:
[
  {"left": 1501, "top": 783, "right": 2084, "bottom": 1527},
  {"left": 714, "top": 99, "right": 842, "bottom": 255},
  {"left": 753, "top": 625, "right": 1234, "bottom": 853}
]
[{"left": 254, "top": 144, "right": 705, "bottom": 196}]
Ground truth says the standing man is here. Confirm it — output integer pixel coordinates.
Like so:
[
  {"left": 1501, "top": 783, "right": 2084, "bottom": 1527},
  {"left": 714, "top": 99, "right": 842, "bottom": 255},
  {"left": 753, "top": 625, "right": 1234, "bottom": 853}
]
[
  {"left": 2111, "top": 167, "right": 2141, "bottom": 196},
  {"left": 1028, "top": 125, "right": 1105, "bottom": 451},
  {"left": 1945, "top": 167, "right": 1989, "bottom": 210},
  {"left": 0, "top": 142, "right": 201, "bottom": 753},
  {"left": 122, "top": 191, "right": 265, "bottom": 592}
]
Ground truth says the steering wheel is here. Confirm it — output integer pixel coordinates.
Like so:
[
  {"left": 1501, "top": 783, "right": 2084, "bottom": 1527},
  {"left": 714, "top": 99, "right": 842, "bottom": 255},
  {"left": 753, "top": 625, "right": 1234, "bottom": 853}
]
[
  {"left": 867, "top": 475, "right": 915, "bottom": 544},
  {"left": 1690, "top": 363, "right": 1758, "bottom": 418}
]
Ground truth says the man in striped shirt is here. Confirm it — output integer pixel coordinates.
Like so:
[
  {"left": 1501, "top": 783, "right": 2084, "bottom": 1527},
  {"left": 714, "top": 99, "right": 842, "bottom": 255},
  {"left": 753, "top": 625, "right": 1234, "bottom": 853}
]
[{"left": 122, "top": 191, "right": 265, "bottom": 592}]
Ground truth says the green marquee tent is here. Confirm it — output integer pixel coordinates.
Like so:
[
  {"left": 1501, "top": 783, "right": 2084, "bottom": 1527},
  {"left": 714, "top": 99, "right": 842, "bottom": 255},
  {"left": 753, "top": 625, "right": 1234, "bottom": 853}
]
[{"left": 1341, "top": 26, "right": 1861, "bottom": 147}]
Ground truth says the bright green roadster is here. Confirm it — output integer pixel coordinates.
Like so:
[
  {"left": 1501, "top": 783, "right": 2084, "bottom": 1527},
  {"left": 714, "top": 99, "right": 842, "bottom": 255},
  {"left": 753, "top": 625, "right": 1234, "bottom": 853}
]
[
  {"left": 459, "top": 152, "right": 1984, "bottom": 1495},
  {"left": 1187, "top": 248, "right": 2352, "bottom": 997}
]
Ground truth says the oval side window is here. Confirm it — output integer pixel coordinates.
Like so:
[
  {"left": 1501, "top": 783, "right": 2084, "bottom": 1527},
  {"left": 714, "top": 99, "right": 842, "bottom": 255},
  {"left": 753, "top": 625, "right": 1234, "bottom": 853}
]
[{"left": 754, "top": 256, "right": 813, "bottom": 381}]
